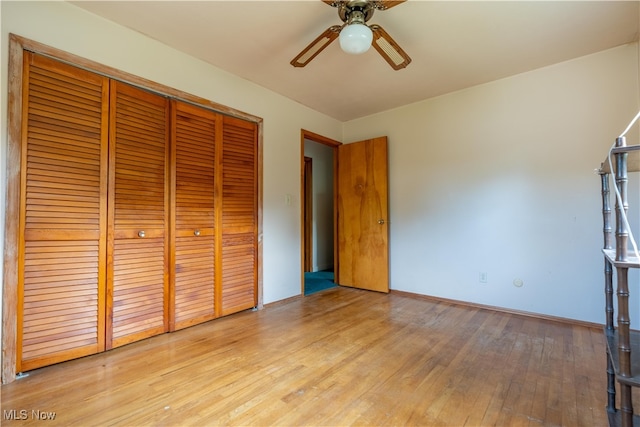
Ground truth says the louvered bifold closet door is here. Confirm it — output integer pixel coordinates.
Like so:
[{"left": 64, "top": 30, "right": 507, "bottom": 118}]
[
  {"left": 107, "top": 81, "right": 169, "bottom": 349},
  {"left": 18, "top": 53, "right": 108, "bottom": 372},
  {"left": 170, "top": 101, "right": 219, "bottom": 330},
  {"left": 220, "top": 116, "right": 258, "bottom": 315}
]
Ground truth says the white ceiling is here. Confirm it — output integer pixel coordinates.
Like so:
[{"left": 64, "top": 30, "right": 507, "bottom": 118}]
[{"left": 71, "top": 1, "right": 639, "bottom": 122}]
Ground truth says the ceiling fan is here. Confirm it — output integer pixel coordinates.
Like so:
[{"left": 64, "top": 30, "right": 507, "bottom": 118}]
[{"left": 291, "top": 0, "right": 412, "bottom": 70}]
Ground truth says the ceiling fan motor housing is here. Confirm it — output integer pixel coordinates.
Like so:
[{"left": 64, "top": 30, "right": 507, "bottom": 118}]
[{"left": 338, "top": 0, "right": 376, "bottom": 24}]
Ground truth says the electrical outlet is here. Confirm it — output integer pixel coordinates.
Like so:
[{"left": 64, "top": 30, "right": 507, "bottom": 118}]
[{"left": 479, "top": 272, "right": 488, "bottom": 283}]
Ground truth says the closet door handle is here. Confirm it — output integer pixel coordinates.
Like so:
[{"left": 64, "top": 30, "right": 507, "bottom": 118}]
[
  {"left": 194, "top": 229, "right": 201, "bottom": 237},
  {"left": 138, "top": 230, "right": 146, "bottom": 238},
  {"left": 378, "top": 219, "right": 385, "bottom": 225}
]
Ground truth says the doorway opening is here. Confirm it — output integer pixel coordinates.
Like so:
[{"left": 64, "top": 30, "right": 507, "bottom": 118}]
[{"left": 300, "top": 130, "right": 341, "bottom": 295}]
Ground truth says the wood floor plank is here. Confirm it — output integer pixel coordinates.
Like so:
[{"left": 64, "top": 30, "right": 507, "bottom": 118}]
[{"left": 1, "top": 287, "right": 608, "bottom": 426}]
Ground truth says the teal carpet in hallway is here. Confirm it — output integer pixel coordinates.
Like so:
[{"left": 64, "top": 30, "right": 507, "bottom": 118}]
[{"left": 304, "top": 269, "right": 336, "bottom": 295}]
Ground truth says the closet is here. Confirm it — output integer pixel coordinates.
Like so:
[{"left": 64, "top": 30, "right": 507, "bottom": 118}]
[{"left": 17, "top": 51, "right": 258, "bottom": 372}]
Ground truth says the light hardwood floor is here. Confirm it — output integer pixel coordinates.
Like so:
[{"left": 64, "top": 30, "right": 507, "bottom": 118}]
[{"left": 1, "top": 286, "right": 608, "bottom": 426}]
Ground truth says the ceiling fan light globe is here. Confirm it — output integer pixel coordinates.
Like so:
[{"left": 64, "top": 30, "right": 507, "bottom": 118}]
[{"left": 339, "top": 23, "right": 373, "bottom": 55}]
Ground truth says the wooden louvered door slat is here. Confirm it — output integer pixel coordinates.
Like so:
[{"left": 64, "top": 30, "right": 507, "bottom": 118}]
[
  {"left": 170, "top": 101, "right": 219, "bottom": 330},
  {"left": 18, "top": 52, "right": 108, "bottom": 372},
  {"left": 107, "top": 81, "right": 169, "bottom": 349},
  {"left": 220, "top": 116, "right": 258, "bottom": 316}
]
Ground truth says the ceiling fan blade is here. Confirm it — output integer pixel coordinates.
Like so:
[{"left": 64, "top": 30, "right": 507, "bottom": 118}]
[
  {"left": 373, "top": 0, "right": 406, "bottom": 10},
  {"left": 370, "top": 24, "right": 412, "bottom": 70},
  {"left": 291, "top": 25, "right": 342, "bottom": 68}
]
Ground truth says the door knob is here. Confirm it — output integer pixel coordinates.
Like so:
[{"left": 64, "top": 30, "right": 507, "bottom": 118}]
[
  {"left": 138, "top": 230, "right": 146, "bottom": 238},
  {"left": 378, "top": 219, "right": 385, "bottom": 225},
  {"left": 194, "top": 229, "right": 201, "bottom": 236}
]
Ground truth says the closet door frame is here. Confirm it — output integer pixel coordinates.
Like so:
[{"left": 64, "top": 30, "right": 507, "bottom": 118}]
[{"left": 3, "top": 34, "right": 264, "bottom": 384}]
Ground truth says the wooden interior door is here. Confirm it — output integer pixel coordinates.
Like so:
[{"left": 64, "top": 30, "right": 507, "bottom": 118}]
[
  {"left": 18, "top": 53, "right": 108, "bottom": 371},
  {"left": 219, "top": 115, "right": 258, "bottom": 315},
  {"left": 107, "top": 81, "right": 169, "bottom": 348},
  {"left": 170, "top": 100, "right": 219, "bottom": 330},
  {"left": 337, "top": 136, "right": 389, "bottom": 293}
]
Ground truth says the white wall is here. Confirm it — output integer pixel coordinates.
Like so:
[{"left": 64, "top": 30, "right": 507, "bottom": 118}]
[
  {"left": 304, "top": 140, "right": 334, "bottom": 272},
  {"left": 0, "top": 1, "right": 343, "bottom": 358},
  {"left": 343, "top": 44, "right": 640, "bottom": 325}
]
